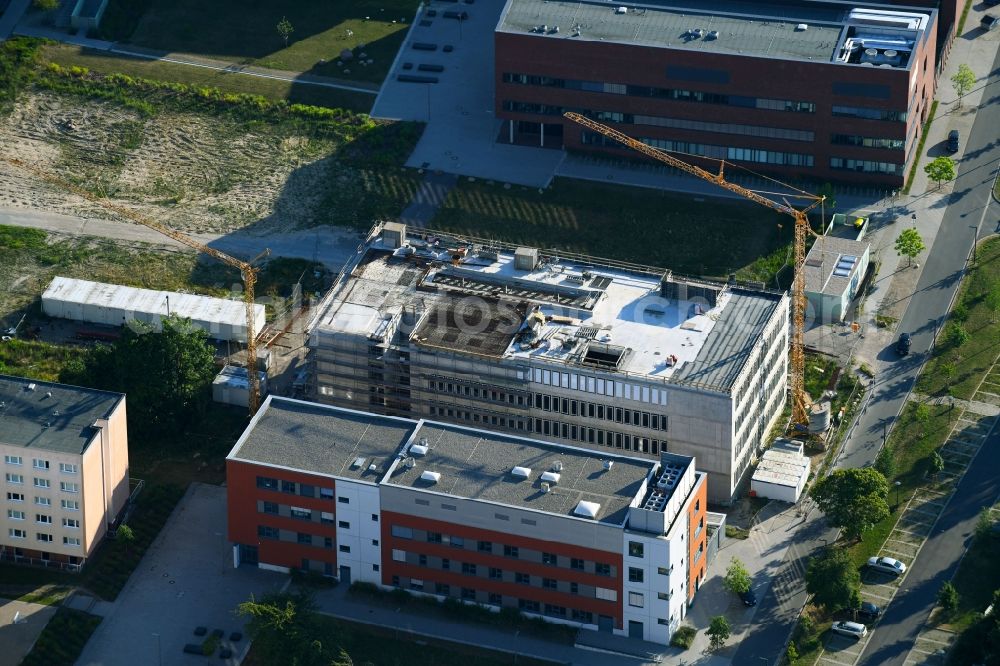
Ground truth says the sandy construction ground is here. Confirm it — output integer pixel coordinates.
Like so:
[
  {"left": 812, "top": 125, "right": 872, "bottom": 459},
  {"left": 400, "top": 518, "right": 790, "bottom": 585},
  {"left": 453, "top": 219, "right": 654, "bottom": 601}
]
[{"left": 0, "top": 91, "right": 338, "bottom": 235}]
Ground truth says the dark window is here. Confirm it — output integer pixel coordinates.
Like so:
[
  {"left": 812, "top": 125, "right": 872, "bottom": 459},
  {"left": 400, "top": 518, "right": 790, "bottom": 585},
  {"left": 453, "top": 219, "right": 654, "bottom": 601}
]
[
  {"left": 338, "top": 520, "right": 350, "bottom": 529},
  {"left": 542, "top": 552, "right": 557, "bottom": 566},
  {"left": 832, "top": 82, "right": 890, "bottom": 99},
  {"left": 299, "top": 484, "right": 315, "bottom": 498},
  {"left": 519, "top": 599, "right": 540, "bottom": 613},
  {"left": 427, "top": 532, "right": 443, "bottom": 544},
  {"left": 544, "top": 604, "right": 567, "bottom": 618},
  {"left": 521, "top": 518, "right": 537, "bottom": 526},
  {"left": 392, "top": 575, "right": 400, "bottom": 587},
  {"left": 595, "top": 563, "right": 611, "bottom": 576},
  {"left": 462, "top": 562, "right": 478, "bottom": 575},
  {"left": 515, "top": 572, "right": 531, "bottom": 584},
  {"left": 488, "top": 592, "right": 502, "bottom": 605},
  {"left": 281, "top": 480, "right": 296, "bottom": 494},
  {"left": 419, "top": 554, "right": 428, "bottom": 566},
  {"left": 297, "top": 532, "right": 312, "bottom": 545},
  {"left": 572, "top": 609, "right": 593, "bottom": 623},
  {"left": 543, "top": 578, "right": 557, "bottom": 590},
  {"left": 489, "top": 567, "right": 503, "bottom": 580},
  {"left": 324, "top": 537, "right": 333, "bottom": 549},
  {"left": 450, "top": 536, "right": 465, "bottom": 548},
  {"left": 257, "top": 525, "right": 279, "bottom": 540},
  {"left": 629, "top": 541, "right": 644, "bottom": 558},
  {"left": 442, "top": 558, "right": 451, "bottom": 570},
  {"left": 338, "top": 496, "right": 349, "bottom": 504},
  {"left": 570, "top": 558, "right": 585, "bottom": 571},
  {"left": 462, "top": 587, "right": 476, "bottom": 600},
  {"left": 570, "top": 582, "right": 579, "bottom": 595},
  {"left": 256, "top": 476, "right": 278, "bottom": 491},
  {"left": 339, "top": 544, "right": 350, "bottom": 553},
  {"left": 478, "top": 540, "right": 493, "bottom": 553},
  {"left": 628, "top": 567, "right": 644, "bottom": 583},
  {"left": 372, "top": 514, "right": 379, "bottom": 522},
  {"left": 666, "top": 65, "right": 730, "bottom": 84},
  {"left": 391, "top": 525, "right": 413, "bottom": 539},
  {"left": 261, "top": 501, "right": 278, "bottom": 515},
  {"left": 504, "top": 545, "right": 519, "bottom": 558},
  {"left": 436, "top": 583, "right": 450, "bottom": 595}
]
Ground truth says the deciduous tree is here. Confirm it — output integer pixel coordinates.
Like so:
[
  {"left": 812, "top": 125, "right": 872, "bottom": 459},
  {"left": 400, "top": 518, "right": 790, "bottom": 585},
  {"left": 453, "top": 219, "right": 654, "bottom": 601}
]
[
  {"left": 237, "top": 592, "right": 330, "bottom": 666},
  {"left": 924, "top": 157, "right": 956, "bottom": 189},
  {"left": 723, "top": 557, "right": 752, "bottom": 596},
  {"left": 938, "top": 581, "right": 959, "bottom": 615},
  {"left": 895, "top": 228, "right": 927, "bottom": 267},
  {"left": 805, "top": 547, "right": 861, "bottom": 612},
  {"left": 116, "top": 524, "right": 135, "bottom": 553},
  {"left": 707, "top": 615, "right": 731, "bottom": 651},
  {"left": 277, "top": 17, "right": 294, "bottom": 47},
  {"left": 951, "top": 64, "right": 975, "bottom": 107},
  {"left": 810, "top": 468, "right": 890, "bottom": 541}
]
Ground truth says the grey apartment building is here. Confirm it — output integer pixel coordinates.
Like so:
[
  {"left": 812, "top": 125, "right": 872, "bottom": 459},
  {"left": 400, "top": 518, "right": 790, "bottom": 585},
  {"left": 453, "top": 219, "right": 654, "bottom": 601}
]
[{"left": 307, "top": 224, "right": 789, "bottom": 504}]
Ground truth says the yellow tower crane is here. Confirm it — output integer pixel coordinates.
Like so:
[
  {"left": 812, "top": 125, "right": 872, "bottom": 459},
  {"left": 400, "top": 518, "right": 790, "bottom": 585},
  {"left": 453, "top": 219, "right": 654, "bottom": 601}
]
[
  {"left": 5, "top": 157, "right": 267, "bottom": 416},
  {"left": 563, "top": 112, "right": 823, "bottom": 428}
]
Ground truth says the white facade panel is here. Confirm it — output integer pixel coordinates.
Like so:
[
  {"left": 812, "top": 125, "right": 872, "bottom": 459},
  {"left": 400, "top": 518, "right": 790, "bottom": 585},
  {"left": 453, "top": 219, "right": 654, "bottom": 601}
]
[
  {"left": 620, "top": 530, "right": 687, "bottom": 644},
  {"left": 332, "top": 480, "right": 382, "bottom": 585}
]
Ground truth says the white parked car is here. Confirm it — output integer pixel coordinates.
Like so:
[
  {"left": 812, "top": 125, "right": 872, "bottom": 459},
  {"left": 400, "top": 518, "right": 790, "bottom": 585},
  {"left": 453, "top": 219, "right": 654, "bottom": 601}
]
[
  {"left": 831, "top": 621, "right": 868, "bottom": 640},
  {"left": 867, "top": 556, "right": 906, "bottom": 575}
]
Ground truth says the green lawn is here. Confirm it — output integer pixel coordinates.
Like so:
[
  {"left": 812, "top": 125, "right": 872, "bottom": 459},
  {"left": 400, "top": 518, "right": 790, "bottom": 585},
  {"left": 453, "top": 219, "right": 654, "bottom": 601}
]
[
  {"left": 41, "top": 44, "right": 376, "bottom": 113},
  {"left": 0, "top": 339, "right": 86, "bottom": 382},
  {"left": 917, "top": 236, "right": 1000, "bottom": 400},
  {"left": 948, "top": 531, "right": 1000, "bottom": 630},
  {"left": 19, "top": 608, "right": 102, "bottom": 666},
  {"left": 846, "top": 400, "right": 961, "bottom": 568},
  {"left": 106, "top": 0, "right": 418, "bottom": 84},
  {"left": 246, "top": 614, "right": 557, "bottom": 666},
  {"left": 433, "top": 179, "right": 792, "bottom": 279}
]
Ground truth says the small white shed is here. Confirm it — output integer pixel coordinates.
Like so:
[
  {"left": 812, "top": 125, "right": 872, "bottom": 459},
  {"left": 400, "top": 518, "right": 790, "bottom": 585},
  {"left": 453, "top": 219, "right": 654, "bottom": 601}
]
[{"left": 751, "top": 439, "right": 810, "bottom": 503}]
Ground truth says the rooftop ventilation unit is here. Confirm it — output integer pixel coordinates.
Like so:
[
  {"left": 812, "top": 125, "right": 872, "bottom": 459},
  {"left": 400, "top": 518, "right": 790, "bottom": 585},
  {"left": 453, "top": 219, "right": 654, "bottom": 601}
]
[
  {"left": 420, "top": 470, "right": 441, "bottom": 484},
  {"left": 706, "top": 30, "right": 719, "bottom": 40},
  {"left": 552, "top": 461, "right": 563, "bottom": 472},
  {"left": 796, "top": 23, "right": 808, "bottom": 31},
  {"left": 615, "top": 6, "right": 627, "bottom": 14},
  {"left": 541, "top": 482, "right": 551, "bottom": 493},
  {"left": 574, "top": 500, "right": 601, "bottom": 519},
  {"left": 410, "top": 443, "right": 429, "bottom": 456},
  {"left": 404, "top": 457, "right": 416, "bottom": 469},
  {"left": 540, "top": 471, "right": 561, "bottom": 484},
  {"left": 351, "top": 457, "right": 367, "bottom": 469},
  {"left": 511, "top": 466, "right": 532, "bottom": 479},
  {"left": 603, "top": 460, "right": 614, "bottom": 471},
  {"left": 26, "top": 383, "right": 36, "bottom": 391},
  {"left": 368, "top": 463, "right": 378, "bottom": 472}
]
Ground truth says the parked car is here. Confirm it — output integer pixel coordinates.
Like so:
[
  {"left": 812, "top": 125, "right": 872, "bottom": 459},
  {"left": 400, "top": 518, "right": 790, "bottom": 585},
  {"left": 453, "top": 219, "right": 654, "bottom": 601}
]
[
  {"left": 740, "top": 587, "right": 758, "bottom": 607},
  {"left": 857, "top": 601, "right": 882, "bottom": 621},
  {"left": 947, "top": 130, "right": 960, "bottom": 153},
  {"left": 868, "top": 556, "right": 907, "bottom": 576},
  {"left": 896, "top": 333, "right": 911, "bottom": 356},
  {"left": 982, "top": 14, "right": 1000, "bottom": 30},
  {"left": 831, "top": 621, "right": 868, "bottom": 640}
]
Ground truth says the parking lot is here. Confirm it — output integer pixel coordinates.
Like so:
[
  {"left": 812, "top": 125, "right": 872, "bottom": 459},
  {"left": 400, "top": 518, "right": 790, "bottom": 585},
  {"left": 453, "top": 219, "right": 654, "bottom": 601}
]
[
  {"left": 371, "top": 0, "right": 564, "bottom": 186},
  {"left": 76, "top": 483, "right": 285, "bottom": 666}
]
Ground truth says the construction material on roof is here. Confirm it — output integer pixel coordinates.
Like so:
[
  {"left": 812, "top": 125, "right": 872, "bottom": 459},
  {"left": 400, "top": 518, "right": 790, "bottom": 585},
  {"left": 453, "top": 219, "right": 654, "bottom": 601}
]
[
  {"left": 213, "top": 366, "right": 269, "bottom": 408},
  {"left": 42, "top": 276, "right": 265, "bottom": 342}
]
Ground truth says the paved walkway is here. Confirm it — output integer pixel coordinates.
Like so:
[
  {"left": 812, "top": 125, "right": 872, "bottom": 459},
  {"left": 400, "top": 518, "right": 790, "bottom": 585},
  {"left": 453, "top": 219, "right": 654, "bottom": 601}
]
[
  {"left": 400, "top": 171, "right": 458, "bottom": 228},
  {"left": 0, "top": 597, "right": 56, "bottom": 666},
  {"left": 0, "top": 0, "right": 29, "bottom": 39}
]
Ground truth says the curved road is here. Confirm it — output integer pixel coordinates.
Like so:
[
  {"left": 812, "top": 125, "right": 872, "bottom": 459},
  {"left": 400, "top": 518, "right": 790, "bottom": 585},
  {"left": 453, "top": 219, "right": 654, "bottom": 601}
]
[{"left": 735, "top": 42, "right": 1000, "bottom": 666}]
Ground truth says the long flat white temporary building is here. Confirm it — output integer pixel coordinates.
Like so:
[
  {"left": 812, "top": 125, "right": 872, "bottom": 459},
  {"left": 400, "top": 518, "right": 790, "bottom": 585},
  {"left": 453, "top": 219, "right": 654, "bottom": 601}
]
[
  {"left": 751, "top": 439, "right": 810, "bottom": 503},
  {"left": 42, "top": 276, "right": 265, "bottom": 342}
]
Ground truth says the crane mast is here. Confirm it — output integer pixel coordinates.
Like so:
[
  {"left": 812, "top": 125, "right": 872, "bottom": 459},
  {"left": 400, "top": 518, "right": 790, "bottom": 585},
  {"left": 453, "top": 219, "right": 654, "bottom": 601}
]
[
  {"left": 5, "top": 157, "right": 265, "bottom": 416},
  {"left": 563, "top": 112, "right": 823, "bottom": 428}
]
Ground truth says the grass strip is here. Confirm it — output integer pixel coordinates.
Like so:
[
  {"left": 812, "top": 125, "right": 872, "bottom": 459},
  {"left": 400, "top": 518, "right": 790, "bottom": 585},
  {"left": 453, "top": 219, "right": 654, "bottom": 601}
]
[
  {"left": 903, "top": 100, "right": 938, "bottom": 195},
  {"left": 20, "top": 608, "right": 102, "bottom": 666}
]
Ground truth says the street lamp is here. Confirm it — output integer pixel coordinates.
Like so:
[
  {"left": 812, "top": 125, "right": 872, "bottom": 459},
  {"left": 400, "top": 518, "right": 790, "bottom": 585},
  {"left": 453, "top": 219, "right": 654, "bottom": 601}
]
[
  {"left": 152, "top": 633, "right": 161, "bottom": 666},
  {"left": 894, "top": 481, "right": 902, "bottom": 509}
]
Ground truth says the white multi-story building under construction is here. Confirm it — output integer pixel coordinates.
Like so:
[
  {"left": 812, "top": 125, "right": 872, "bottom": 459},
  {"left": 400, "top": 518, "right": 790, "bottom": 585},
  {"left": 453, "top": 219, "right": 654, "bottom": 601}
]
[{"left": 308, "top": 223, "right": 789, "bottom": 504}]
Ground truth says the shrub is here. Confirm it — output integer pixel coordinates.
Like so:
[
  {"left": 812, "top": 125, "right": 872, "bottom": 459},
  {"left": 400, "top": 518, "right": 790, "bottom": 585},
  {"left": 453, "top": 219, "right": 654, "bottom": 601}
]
[
  {"left": 670, "top": 625, "right": 697, "bottom": 649},
  {"left": 946, "top": 322, "right": 970, "bottom": 347}
]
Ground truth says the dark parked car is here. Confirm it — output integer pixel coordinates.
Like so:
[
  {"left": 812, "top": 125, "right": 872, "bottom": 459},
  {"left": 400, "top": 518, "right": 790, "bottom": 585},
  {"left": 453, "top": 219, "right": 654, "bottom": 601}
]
[
  {"left": 896, "top": 333, "right": 911, "bottom": 356},
  {"left": 982, "top": 14, "right": 1000, "bottom": 30},
  {"left": 947, "top": 130, "right": 960, "bottom": 153},
  {"left": 741, "top": 588, "right": 758, "bottom": 607},
  {"left": 857, "top": 601, "right": 882, "bottom": 620}
]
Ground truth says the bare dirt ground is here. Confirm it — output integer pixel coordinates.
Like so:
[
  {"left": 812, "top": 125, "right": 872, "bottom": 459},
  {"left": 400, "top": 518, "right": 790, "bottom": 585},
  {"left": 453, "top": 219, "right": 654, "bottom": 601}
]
[{"left": 0, "top": 90, "right": 336, "bottom": 234}]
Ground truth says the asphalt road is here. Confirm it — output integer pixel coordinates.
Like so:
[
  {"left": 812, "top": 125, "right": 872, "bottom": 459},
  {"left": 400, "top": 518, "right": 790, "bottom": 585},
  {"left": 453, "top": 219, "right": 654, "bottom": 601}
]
[
  {"left": 856, "top": 41, "right": 1000, "bottom": 666},
  {"left": 734, "top": 43, "right": 1000, "bottom": 666}
]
